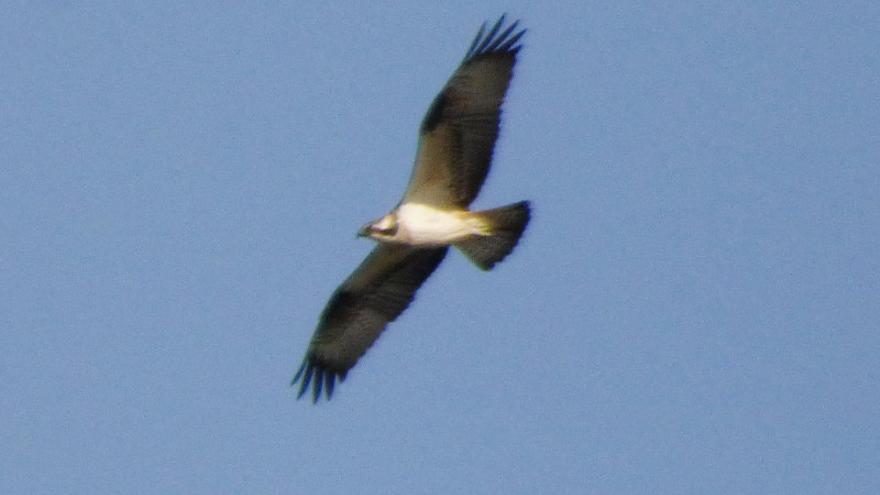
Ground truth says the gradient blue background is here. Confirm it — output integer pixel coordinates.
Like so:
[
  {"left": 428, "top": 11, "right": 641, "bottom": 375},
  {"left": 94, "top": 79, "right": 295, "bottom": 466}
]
[{"left": 2, "top": 2, "right": 878, "bottom": 494}]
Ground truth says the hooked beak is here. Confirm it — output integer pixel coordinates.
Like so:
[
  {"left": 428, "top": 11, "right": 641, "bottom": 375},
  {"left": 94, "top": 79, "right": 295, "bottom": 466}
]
[{"left": 357, "top": 223, "right": 373, "bottom": 238}]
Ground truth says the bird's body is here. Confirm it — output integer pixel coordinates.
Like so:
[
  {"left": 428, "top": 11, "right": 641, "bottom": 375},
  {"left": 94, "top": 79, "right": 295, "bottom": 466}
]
[
  {"left": 367, "top": 203, "right": 489, "bottom": 246},
  {"left": 292, "top": 16, "right": 531, "bottom": 401}
]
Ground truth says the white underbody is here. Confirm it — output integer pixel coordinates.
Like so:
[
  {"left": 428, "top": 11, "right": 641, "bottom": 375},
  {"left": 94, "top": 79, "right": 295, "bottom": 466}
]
[{"left": 391, "top": 203, "right": 488, "bottom": 246}]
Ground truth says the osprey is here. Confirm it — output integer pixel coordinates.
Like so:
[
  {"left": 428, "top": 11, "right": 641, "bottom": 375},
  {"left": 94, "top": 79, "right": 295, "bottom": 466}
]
[{"left": 293, "top": 16, "right": 531, "bottom": 402}]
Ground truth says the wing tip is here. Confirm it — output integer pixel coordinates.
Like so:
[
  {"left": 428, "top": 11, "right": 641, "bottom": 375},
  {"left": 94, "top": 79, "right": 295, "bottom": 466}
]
[
  {"left": 464, "top": 14, "right": 526, "bottom": 62},
  {"left": 291, "top": 357, "right": 345, "bottom": 403}
]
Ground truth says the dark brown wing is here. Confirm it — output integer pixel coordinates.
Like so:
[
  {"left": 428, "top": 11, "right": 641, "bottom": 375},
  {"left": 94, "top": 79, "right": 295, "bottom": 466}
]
[
  {"left": 402, "top": 16, "right": 525, "bottom": 207},
  {"left": 292, "top": 244, "right": 448, "bottom": 402}
]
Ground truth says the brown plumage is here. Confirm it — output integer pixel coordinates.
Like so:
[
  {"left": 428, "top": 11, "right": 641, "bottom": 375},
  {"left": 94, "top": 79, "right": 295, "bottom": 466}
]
[{"left": 404, "top": 18, "right": 525, "bottom": 207}]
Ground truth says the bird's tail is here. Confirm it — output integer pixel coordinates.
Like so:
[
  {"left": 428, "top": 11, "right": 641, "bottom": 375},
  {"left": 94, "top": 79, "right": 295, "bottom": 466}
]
[{"left": 455, "top": 201, "right": 531, "bottom": 271}]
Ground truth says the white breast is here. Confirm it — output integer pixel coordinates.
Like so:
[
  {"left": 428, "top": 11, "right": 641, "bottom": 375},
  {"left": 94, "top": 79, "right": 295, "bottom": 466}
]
[{"left": 395, "top": 203, "right": 477, "bottom": 246}]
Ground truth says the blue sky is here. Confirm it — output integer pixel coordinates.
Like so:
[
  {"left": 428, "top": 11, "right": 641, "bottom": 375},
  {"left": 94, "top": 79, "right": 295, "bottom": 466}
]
[{"left": 2, "top": 2, "right": 878, "bottom": 494}]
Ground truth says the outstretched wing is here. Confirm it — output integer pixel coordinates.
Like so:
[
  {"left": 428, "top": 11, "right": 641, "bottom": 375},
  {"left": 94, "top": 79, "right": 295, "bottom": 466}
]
[
  {"left": 402, "top": 15, "right": 525, "bottom": 208},
  {"left": 292, "top": 244, "right": 448, "bottom": 402}
]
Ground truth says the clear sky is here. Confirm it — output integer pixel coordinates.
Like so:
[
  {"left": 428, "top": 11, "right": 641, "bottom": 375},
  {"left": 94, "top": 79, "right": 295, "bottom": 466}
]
[{"left": 2, "top": 2, "right": 878, "bottom": 494}]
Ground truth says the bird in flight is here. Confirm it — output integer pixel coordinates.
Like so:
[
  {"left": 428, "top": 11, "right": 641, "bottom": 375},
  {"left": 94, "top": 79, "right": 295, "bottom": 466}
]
[{"left": 293, "top": 15, "right": 531, "bottom": 402}]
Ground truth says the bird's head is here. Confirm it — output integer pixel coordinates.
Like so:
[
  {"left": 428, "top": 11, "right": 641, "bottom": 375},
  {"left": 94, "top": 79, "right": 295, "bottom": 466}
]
[{"left": 358, "top": 213, "right": 398, "bottom": 241}]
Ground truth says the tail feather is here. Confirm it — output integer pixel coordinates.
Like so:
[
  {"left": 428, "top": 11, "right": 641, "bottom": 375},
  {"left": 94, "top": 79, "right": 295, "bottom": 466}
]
[{"left": 456, "top": 201, "right": 531, "bottom": 270}]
